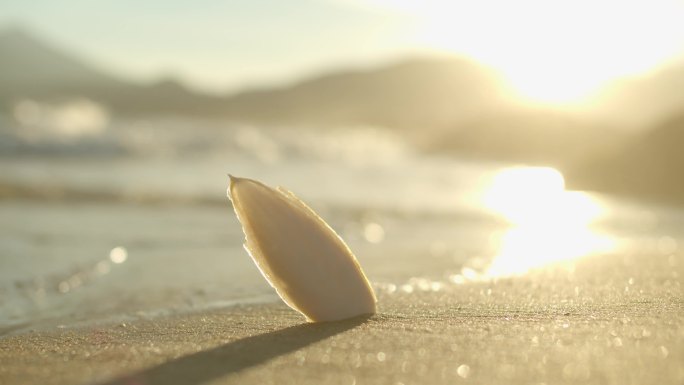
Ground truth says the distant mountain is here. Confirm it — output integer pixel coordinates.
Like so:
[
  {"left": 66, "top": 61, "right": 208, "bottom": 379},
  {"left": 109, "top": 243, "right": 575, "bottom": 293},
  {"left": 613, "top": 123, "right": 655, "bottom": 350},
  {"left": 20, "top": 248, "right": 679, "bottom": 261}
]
[
  {"left": 221, "top": 58, "right": 513, "bottom": 129},
  {"left": 0, "top": 28, "right": 118, "bottom": 88},
  {"left": 588, "top": 61, "right": 684, "bottom": 129},
  {"left": 0, "top": 28, "right": 514, "bottom": 126},
  {"left": 0, "top": 28, "right": 222, "bottom": 116},
  {"left": 418, "top": 109, "right": 630, "bottom": 167},
  {"left": 565, "top": 112, "right": 684, "bottom": 203},
  {"left": 3, "top": 27, "right": 684, "bottom": 132}
]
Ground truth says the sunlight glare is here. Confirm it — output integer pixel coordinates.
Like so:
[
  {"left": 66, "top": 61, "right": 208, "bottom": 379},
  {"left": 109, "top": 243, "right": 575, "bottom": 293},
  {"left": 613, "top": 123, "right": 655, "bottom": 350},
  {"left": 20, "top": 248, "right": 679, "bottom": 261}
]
[
  {"left": 482, "top": 167, "right": 614, "bottom": 277},
  {"left": 355, "top": 0, "right": 684, "bottom": 104}
]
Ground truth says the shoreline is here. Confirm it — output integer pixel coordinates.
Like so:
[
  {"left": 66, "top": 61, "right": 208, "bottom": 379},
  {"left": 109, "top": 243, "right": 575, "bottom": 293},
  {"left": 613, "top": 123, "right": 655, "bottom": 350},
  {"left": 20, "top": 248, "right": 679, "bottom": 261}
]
[
  {"left": 1, "top": 251, "right": 682, "bottom": 385},
  {"left": 0, "top": 293, "right": 281, "bottom": 340}
]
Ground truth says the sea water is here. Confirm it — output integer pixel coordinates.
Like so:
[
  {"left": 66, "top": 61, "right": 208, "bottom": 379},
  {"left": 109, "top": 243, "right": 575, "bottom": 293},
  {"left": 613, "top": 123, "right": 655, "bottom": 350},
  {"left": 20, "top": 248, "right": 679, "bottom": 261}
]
[{"left": 0, "top": 117, "right": 681, "bottom": 334}]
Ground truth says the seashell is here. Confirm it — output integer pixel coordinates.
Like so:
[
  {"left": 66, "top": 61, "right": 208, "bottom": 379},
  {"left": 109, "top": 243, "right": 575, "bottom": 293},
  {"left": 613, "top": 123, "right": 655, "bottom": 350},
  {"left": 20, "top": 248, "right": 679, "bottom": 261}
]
[{"left": 227, "top": 175, "right": 376, "bottom": 322}]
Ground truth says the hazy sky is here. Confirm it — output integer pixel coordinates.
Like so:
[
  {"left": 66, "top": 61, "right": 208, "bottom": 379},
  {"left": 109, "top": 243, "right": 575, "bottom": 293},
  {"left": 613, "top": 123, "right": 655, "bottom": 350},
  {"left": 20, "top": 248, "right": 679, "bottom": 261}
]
[
  {"left": 2, "top": 0, "right": 684, "bottom": 102},
  {"left": 0, "top": 0, "right": 420, "bottom": 93}
]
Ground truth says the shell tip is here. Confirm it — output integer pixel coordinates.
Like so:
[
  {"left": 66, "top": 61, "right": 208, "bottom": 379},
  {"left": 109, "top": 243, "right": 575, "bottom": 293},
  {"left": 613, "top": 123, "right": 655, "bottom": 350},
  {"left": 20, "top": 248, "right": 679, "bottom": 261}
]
[{"left": 227, "top": 174, "right": 240, "bottom": 199}]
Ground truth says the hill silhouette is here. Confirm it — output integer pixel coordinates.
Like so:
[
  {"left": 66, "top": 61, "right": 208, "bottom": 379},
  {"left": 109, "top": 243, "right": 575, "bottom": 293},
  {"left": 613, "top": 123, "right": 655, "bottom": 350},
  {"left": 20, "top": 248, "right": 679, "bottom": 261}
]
[
  {"left": 588, "top": 61, "right": 684, "bottom": 129},
  {"left": 565, "top": 112, "right": 684, "bottom": 203},
  {"left": 221, "top": 58, "right": 513, "bottom": 129},
  {"left": 0, "top": 28, "right": 512, "bottom": 125},
  {"left": 418, "top": 109, "right": 629, "bottom": 166},
  {"left": 3, "top": 27, "right": 684, "bottom": 129},
  {"left": 0, "top": 29, "right": 118, "bottom": 88},
  {"left": 0, "top": 28, "right": 222, "bottom": 116}
]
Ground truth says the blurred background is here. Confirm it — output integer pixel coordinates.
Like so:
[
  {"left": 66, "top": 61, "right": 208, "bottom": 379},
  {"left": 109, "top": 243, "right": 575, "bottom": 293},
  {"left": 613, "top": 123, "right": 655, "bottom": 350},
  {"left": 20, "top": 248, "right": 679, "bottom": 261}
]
[{"left": 1, "top": 0, "right": 683, "bottom": 332}]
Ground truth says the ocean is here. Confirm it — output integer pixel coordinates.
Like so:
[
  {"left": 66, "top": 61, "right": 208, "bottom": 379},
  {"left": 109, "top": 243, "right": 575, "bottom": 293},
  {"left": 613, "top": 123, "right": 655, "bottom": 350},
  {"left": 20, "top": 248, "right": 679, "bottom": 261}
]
[{"left": 1, "top": 116, "right": 682, "bottom": 335}]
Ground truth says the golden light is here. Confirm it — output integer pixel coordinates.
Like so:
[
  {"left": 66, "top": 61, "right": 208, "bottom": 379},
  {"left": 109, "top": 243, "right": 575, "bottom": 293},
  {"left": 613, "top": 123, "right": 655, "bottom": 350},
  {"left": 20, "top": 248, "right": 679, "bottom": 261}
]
[
  {"left": 353, "top": 0, "right": 684, "bottom": 104},
  {"left": 482, "top": 167, "right": 614, "bottom": 277}
]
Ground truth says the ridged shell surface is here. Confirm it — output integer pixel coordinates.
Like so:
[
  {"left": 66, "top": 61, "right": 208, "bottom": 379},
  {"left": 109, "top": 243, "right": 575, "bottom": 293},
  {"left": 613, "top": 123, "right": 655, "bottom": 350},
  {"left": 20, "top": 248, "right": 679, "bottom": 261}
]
[{"left": 228, "top": 175, "right": 376, "bottom": 322}]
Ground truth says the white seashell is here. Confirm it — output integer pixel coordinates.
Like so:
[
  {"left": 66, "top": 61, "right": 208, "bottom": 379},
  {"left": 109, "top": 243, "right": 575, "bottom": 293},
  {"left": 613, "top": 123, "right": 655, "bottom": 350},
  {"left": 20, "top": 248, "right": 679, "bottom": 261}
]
[{"left": 227, "top": 175, "right": 377, "bottom": 322}]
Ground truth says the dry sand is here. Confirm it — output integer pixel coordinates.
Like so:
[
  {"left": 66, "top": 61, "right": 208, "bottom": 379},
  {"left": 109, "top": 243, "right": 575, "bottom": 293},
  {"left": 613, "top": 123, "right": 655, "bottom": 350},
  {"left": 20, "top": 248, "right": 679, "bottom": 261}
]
[{"left": 1, "top": 252, "right": 682, "bottom": 385}]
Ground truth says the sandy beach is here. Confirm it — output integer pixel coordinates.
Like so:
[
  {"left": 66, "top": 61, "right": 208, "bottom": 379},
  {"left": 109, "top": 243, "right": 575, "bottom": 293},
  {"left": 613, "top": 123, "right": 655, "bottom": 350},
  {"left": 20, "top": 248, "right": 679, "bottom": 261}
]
[
  {"left": 2, "top": 249, "right": 681, "bottom": 385},
  {"left": 0, "top": 121, "right": 682, "bottom": 385}
]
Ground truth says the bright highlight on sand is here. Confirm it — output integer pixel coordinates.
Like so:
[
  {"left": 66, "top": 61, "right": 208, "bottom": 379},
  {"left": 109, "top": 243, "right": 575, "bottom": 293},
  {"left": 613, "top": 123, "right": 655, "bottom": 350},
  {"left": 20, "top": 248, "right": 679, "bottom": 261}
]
[
  {"left": 227, "top": 175, "right": 377, "bottom": 322},
  {"left": 482, "top": 167, "right": 614, "bottom": 276}
]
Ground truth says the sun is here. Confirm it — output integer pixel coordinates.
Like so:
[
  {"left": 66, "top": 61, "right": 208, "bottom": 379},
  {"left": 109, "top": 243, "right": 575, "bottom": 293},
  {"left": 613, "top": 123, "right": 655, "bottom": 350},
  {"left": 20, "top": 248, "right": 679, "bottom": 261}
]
[{"left": 357, "top": 0, "right": 684, "bottom": 105}]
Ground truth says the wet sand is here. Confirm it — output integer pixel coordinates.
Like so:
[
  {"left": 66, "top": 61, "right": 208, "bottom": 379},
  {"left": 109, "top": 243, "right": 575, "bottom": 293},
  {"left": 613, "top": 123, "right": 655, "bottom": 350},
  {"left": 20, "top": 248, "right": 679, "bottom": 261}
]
[{"left": 1, "top": 251, "right": 682, "bottom": 385}]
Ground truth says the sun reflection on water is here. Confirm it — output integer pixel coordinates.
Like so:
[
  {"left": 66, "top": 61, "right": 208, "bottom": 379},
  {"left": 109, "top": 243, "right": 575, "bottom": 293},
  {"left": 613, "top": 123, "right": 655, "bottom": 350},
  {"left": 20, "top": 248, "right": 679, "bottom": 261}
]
[{"left": 482, "top": 166, "right": 614, "bottom": 277}]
